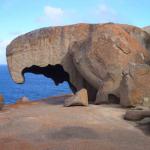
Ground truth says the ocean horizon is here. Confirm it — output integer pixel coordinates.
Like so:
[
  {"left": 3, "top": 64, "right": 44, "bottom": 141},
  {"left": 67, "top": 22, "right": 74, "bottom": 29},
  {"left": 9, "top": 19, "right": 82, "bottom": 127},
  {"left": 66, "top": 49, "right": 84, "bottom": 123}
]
[{"left": 0, "top": 65, "right": 72, "bottom": 104}]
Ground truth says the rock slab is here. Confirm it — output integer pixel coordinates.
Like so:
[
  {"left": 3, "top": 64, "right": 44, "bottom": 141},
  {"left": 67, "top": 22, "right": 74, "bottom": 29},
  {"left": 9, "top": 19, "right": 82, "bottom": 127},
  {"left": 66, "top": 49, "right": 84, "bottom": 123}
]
[
  {"left": 64, "top": 89, "right": 88, "bottom": 107},
  {"left": 1, "top": 97, "right": 150, "bottom": 150}
]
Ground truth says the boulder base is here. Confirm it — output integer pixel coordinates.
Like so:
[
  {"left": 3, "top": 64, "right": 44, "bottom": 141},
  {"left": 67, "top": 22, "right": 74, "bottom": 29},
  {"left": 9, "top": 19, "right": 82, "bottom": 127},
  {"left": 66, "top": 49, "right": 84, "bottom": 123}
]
[{"left": 6, "top": 23, "right": 150, "bottom": 107}]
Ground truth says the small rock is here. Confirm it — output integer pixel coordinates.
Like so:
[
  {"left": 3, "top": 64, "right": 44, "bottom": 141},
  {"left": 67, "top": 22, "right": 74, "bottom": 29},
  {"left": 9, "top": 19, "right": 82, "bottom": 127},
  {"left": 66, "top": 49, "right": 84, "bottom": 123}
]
[
  {"left": 124, "top": 110, "right": 144, "bottom": 121},
  {"left": 0, "top": 95, "right": 4, "bottom": 110},
  {"left": 64, "top": 89, "right": 88, "bottom": 107},
  {"left": 17, "top": 96, "right": 30, "bottom": 104},
  {"left": 124, "top": 109, "right": 150, "bottom": 121},
  {"left": 143, "top": 97, "right": 150, "bottom": 107},
  {"left": 133, "top": 105, "right": 149, "bottom": 110}
]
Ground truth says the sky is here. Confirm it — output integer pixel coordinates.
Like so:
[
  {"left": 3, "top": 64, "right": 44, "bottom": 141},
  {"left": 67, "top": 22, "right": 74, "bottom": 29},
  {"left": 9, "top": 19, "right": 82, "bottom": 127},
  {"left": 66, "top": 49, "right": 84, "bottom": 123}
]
[{"left": 0, "top": 0, "right": 150, "bottom": 64}]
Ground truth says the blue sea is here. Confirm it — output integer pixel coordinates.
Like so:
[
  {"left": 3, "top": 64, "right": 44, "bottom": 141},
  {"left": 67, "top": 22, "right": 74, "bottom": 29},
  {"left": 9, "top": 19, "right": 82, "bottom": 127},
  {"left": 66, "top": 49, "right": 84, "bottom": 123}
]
[{"left": 0, "top": 65, "right": 72, "bottom": 104}]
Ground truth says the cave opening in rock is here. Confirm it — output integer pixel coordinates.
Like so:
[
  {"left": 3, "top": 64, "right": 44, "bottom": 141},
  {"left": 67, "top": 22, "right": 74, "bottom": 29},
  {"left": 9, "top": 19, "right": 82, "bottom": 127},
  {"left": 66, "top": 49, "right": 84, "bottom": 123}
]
[
  {"left": 22, "top": 64, "right": 77, "bottom": 93},
  {"left": 108, "top": 94, "right": 120, "bottom": 104}
]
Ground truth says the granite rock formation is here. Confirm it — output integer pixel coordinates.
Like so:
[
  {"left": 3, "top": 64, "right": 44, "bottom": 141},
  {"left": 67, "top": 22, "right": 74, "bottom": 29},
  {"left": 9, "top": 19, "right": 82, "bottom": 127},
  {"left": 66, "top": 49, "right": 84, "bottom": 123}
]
[
  {"left": 64, "top": 89, "right": 88, "bottom": 107},
  {"left": 6, "top": 23, "right": 150, "bottom": 107}
]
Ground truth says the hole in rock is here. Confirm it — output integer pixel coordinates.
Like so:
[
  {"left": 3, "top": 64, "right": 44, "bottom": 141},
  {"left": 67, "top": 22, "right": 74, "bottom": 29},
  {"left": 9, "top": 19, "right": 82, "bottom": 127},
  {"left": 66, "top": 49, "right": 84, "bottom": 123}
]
[
  {"left": 108, "top": 94, "right": 120, "bottom": 104},
  {"left": 0, "top": 65, "right": 76, "bottom": 104},
  {"left": 22, "top": 64, "right": 77, "bottom": 93}
]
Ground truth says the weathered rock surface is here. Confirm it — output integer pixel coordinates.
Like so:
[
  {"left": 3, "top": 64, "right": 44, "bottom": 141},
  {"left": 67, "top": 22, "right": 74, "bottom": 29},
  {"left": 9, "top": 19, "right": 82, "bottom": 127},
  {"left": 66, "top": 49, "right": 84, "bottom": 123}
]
[
  {"left": 6, "top": 23, "right": 150, "bottom": 107},
  {"left": 0, "top": 96, "right": 150, "bottom": 150},
  {"left": 119, "top": 63, "right": 150, "bottom": 107},
  {"left": 64, "top": 89, "right": 88, "bottom": 107},
  {"left": 0, "top": 95, "right": 4, "bottom": 110}
]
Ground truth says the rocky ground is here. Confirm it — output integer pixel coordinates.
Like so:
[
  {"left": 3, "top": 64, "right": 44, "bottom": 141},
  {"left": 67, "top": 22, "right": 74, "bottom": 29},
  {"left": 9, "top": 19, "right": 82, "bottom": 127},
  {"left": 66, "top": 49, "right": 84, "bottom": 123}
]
[{"left": 0, "top": 95, "right": 150, "bottom": 150}]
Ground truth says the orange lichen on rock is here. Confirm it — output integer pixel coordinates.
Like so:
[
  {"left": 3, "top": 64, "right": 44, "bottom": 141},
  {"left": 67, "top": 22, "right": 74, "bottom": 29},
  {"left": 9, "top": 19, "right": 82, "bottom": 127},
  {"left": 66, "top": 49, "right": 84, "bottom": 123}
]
[{"left": 6, "top": 23, "right": 150, "bottom": 107}]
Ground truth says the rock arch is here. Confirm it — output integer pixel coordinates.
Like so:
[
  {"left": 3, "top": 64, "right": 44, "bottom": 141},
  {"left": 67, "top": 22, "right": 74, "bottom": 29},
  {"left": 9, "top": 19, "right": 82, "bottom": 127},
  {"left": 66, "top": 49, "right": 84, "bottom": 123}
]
[
  {"left": 6, "top": 23, "right": 150, "bottom": 107},
  {"left": 22, "top": 64, "right": 77, "bottom": 93}
]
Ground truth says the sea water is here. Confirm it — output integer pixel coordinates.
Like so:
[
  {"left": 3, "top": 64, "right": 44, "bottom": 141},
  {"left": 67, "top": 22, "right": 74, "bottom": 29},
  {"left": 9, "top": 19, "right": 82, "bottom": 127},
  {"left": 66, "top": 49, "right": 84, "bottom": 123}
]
[{"left": 0, "top": 65, "right": 72, "bottom": 104}]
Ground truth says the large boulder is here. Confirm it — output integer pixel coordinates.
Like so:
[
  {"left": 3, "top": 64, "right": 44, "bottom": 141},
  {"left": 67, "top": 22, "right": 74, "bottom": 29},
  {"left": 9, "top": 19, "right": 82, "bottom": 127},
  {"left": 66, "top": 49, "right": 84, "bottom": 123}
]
[
  {"left": 6, "top": 23, "right": 150, "bottom": 107},
  {"left": 64, "top": 89, "right": 88, "bottom": 107},
  {"left": 0, "top": 95, "right": 4, "bottom": 110}
]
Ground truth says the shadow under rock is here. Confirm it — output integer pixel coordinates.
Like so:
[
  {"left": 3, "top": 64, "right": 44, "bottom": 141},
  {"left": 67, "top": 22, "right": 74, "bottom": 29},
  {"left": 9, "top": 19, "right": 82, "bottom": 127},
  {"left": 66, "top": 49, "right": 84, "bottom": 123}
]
[
  {"left": 136, "top": 118, "right": 150, "bottom": 136},
  {"left": 46, "top": 126, "right": 99, "bottom": 140},
  {"left": 41, "top": 94, "right": 72, "bottom": 105}
]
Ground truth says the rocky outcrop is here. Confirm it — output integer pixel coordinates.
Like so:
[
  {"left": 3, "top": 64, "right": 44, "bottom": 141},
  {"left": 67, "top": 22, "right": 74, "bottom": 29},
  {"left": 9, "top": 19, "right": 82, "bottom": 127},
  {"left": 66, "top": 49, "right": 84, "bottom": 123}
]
[
  {"left": 6, "top": 23, "right": 150, "bottom": 107},
  {"left": 64, "top": 89, "right": 88, "bottom": 107},
  {"left": 0, "top": 95, "right": 4, "bottom": 110}
]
